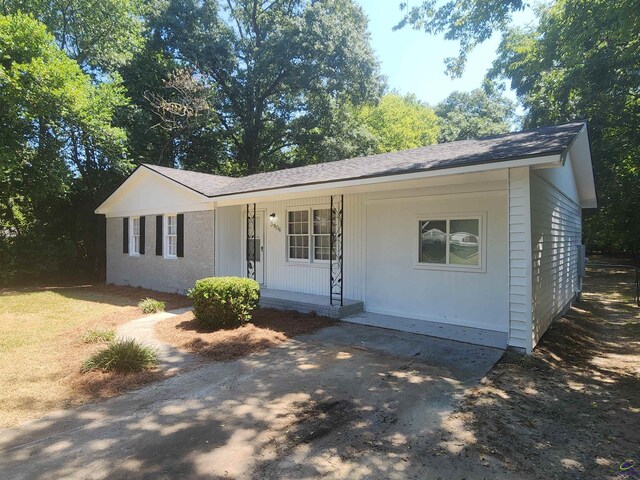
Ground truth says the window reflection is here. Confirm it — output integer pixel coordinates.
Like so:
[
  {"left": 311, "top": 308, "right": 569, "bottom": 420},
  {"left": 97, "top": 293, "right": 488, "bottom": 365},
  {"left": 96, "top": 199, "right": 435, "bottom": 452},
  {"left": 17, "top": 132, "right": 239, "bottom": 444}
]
[
  {"left": 449, "top": 219, "right": 479, "bottom": 266},
  {"left": 419, "top": 220, "right": 447, "bottom": 264}
]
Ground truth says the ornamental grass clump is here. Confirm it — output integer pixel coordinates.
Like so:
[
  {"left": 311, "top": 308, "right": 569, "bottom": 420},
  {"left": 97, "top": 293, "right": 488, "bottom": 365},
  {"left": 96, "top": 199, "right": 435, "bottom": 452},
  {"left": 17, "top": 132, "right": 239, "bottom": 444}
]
[
  {"left": 81, "top": 328, "right": 116, "bottom": 344},
  {"left": 138, "top": 298, "right": 165, "bottom": 314},
  {"left": 82, "top": 339, "right": 158, "bottom": 373},
  {"left": 188, "top": 277, "right": 260, "bottom": 330}
]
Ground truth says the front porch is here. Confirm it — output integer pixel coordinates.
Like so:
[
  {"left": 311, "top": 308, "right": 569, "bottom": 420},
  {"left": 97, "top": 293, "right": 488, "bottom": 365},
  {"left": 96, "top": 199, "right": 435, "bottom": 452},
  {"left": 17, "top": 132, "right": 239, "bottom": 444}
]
[{"left": 259, "top": 288, "right": 363, "bottom": 319}]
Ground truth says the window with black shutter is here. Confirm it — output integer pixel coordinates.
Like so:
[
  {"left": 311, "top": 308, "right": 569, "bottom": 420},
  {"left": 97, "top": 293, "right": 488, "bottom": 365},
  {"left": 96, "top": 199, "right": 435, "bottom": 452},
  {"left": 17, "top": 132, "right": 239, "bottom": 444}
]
[
  {"left": 123, "top": 217, "right": 129, "bottom": 254},
  {"left": 139, "top": 216, "right": 146, "bottom": 255},
  {"left": 177, "top": 213, "right": 184, "bottom": 257},
  {"left": 156, "top": 215, "right": 163, "bottom": 256}
]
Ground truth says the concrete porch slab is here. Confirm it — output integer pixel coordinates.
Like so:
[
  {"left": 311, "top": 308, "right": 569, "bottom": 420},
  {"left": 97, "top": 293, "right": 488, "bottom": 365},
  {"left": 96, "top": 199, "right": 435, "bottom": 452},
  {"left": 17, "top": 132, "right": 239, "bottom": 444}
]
[
  {"left": 259, "top": 288, "right": 363, "bottom": 318},
  {"left": 342, "top": 311, "right": 508, "bottom": 349}
]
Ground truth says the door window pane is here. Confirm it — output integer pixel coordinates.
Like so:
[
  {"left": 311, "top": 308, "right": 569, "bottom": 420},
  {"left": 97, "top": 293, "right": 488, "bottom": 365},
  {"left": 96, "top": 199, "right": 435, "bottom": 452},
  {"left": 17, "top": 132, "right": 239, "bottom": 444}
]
[
  {"left": 246, "top": 239, "right": 261, "bottom": 261},
  {"left": 419, "top": 220, "right": 447, "bottom": 264},
  {"left": 449, "top": 219, "right": 479, "bottom": 265}
]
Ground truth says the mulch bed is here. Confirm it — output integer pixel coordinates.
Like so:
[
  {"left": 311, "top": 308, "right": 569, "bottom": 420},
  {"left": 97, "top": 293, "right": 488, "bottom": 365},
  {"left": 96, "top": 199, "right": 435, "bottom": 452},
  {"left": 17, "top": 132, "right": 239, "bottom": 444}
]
[{"left": 155, "top": 308, "right": 336, "bottom": 361}]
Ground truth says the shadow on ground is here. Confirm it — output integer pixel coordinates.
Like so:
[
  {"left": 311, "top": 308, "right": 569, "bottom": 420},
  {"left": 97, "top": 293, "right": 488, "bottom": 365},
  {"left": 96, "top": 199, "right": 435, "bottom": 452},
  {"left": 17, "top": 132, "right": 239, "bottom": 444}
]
[
  {"left": 453, "top": 265, "right": 640, "bottom": 479},
  {"left": 0, "top": 323, "right": 503, "bottom": 480}
]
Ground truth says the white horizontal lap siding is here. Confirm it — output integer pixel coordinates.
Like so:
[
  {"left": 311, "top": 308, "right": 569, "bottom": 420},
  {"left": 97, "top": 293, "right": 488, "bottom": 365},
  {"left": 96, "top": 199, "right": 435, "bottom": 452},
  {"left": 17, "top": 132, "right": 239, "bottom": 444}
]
[
  {"left": 530, "top": 172, "right": 581, "bottom": 346},
  {"left": 508, "top": 167, "right": 533, "bottom": 351},
  {"left": 215, "top": 205, "right": 242, "bottom": 277}
]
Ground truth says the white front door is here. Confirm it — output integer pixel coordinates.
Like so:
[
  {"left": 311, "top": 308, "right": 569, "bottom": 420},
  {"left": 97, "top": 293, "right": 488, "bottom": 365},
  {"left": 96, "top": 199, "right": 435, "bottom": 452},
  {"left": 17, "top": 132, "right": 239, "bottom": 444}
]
[{"left": 245, "top": 210, "right": 265, "bottom": 285}]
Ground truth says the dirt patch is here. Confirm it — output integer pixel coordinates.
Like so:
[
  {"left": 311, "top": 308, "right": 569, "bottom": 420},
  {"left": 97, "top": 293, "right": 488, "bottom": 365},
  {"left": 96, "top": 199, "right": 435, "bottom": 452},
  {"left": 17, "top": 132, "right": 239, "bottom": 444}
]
[
  {"left": 155, "top": 308, "right": 336, "bottom": 361},
  {"left": 449, "top": 262, "right": 640, "bottom": 479},
  {"left": 273, "top": 399, "right": 360, "bottom": 455}
]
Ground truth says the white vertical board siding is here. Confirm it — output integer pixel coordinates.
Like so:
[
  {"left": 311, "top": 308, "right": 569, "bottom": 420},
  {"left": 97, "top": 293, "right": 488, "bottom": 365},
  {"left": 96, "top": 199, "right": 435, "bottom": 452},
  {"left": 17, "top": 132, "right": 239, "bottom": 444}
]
[
  {"left": 215, "top": 205, "right": 242, "bottom": 277},
  {"left": 343, "top": 193, "right": 365, "bottom": 301},
  {"left": 508, "top": 167, "right": 533, "bottom": 352},
  {"left": 249, "top": 195, "right": 348, "bottom": 296},
  {"left": 363, "top": 190, "right": 509, "bottom": 334},
  {"left": 530, "top": 171, "right": 581, "bottom": 347}
]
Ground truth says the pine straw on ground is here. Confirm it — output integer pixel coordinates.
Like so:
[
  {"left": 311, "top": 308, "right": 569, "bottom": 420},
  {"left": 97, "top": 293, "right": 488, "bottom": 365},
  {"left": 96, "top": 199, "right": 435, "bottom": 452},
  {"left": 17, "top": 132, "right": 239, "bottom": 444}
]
[
  {"left": 155, "top": 308, "right": 336, "bottom": 361},
  {"left": 443, "top": 263, "right": 640, "bottom": 479},
  {"left": 0, "top": 284, "right": 190, "bottom": 427}
]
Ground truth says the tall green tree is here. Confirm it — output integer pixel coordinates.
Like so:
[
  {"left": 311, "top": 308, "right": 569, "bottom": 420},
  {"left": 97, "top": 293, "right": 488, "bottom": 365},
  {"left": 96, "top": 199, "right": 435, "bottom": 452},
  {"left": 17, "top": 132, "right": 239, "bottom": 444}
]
[
  {"left": 399, "top": 0, "right": 640, "bottom": 254},
  {"left": 395, "top": 0, "right": 526, "bottom": 77},
  {"left": 491, "top": 0, "right": 640, "bottom": 253},
  {"left": 435, "top": 81, "right": 516, "bottom": 142},
  {"left": 146, "top": 0, "right": 383, "bottom": 173},
  {"left": 1, "top": 0, "right": 146, "bottom": 72},
  {"left": 356, "top": 93, "right": 439, "bottom": 152},
  {"left": 0, "top": 13, "right": 129, "bottom": 282}
]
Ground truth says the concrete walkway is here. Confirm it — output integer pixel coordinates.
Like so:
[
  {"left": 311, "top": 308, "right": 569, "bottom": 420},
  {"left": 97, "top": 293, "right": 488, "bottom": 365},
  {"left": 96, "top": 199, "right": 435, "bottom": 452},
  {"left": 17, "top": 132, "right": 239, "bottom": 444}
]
[{"left": 116, "top": 307, "right": 197, "bottom": 371}]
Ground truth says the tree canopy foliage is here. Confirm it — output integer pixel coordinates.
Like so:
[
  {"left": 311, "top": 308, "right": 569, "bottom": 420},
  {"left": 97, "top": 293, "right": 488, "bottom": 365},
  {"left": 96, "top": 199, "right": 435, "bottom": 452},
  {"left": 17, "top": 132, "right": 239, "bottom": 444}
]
[
  {"left": 491, "top": 0, "right": 640, "bottom": 253},
  {"left": 0, "top": 13, "right": 129, "bottom": 282},
  {"left": 0, "top": 0, "right": 519, "bottom": 284},
  {"left": 396, "top": 0, "right": 526, "bottom": 77},
  {"left": 131, "top": 0, "right": 383, "bottom": 173},
  {"left": 435, "top": 81, "right": 516, "bottom": 142},
  {"left": 357, "top": 93, "right": 439, "bottom": 153},
  {"left": 400, "top": 0, "right": 640, "bottom": 254},
  {"left": 1, "top": 0, "right": 146, "bottom": 71}
]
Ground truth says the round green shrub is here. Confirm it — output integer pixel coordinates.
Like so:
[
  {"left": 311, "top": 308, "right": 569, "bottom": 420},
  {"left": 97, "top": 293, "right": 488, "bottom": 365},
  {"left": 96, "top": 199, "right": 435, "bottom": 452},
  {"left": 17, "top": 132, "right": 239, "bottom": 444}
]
[
  {"left": 138, "top": 297, "right": 165, "bottom": 314},
  {"left": 82, "top": 338, "right": 158, "bottom": 373},
  {"left": 188, "top": 277, "right": 260, "bottom": 329}
]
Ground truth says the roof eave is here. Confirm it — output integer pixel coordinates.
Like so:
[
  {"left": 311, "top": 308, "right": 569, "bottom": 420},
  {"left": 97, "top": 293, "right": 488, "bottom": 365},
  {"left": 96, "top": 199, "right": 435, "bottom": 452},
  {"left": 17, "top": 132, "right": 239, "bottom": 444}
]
[
  {"left": 211, "top": 153, "right": 564, "bottom": 204},
  {"left": 94, "top": 164, "right": 210, "bottom": 215}
]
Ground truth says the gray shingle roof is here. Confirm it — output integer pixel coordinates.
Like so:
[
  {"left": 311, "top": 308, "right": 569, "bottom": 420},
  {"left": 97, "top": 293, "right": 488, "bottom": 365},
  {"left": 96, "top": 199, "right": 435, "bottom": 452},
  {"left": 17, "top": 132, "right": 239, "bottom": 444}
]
[{"left": 143, "top": 122, "right": 585, "bottom": 198}]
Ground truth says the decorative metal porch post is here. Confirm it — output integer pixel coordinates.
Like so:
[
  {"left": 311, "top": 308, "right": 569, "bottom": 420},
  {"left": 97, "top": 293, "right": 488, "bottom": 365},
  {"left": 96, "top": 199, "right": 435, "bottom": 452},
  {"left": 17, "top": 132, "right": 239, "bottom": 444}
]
[
  {"left": 246, "top": 203, "right": 256, "bottom": 280},
  {"left": 329, "top": 194, "right": 344, "bottom": 306}
]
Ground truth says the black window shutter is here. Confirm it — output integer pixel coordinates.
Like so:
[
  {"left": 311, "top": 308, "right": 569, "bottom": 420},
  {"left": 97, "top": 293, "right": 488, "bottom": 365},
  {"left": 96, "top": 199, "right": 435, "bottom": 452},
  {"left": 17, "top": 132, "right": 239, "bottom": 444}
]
[
  {"left": 139, "top": 216, "right": 145, "bottom": 255},
  {"left": 177, "top": 213, "right": 184, "bottom": 257},
  {"left": 123, "top": 217, "right": 129, "bottom": 254},
  {"left": 156, "top": 215, "right": 163, "bottom": 256}
]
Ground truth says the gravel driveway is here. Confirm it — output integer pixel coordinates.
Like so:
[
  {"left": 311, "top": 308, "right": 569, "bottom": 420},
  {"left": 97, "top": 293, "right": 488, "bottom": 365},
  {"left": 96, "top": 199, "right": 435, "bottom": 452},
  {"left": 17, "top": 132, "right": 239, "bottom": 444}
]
[{"left": 0, "top": 323, "right": 503, "bottom": 479}]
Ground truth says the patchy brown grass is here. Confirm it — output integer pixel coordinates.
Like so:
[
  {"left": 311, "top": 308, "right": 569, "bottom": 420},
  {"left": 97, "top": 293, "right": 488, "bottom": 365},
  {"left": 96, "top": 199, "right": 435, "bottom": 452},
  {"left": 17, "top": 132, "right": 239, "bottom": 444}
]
[
  {"left": 0, "top": 284, "right": 190, "bottom": 427},
  {"left": 447, "top": 260, "right": 640, "bottom": 479},
  {"left": 156, "top": 308, "right": 336, "bottom": 361}
]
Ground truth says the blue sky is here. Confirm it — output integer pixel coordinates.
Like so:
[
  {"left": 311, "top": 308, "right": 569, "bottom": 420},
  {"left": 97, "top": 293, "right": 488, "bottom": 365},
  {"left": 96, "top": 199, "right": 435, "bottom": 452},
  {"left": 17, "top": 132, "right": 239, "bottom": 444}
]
[{"left": 356, "top": 0, "right": 536, "bottom": 107}]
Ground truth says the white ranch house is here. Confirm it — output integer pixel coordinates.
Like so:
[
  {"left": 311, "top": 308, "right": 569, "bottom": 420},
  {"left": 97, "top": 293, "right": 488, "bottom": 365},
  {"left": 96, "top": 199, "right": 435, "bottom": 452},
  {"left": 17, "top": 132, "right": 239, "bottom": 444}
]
[{"left": 96, "top": 122, "right": 596, "bottom": 353}]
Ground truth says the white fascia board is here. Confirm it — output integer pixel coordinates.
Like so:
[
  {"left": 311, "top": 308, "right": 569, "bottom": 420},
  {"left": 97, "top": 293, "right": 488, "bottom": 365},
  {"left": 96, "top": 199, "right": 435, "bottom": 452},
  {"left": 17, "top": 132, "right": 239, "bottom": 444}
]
[
  {"left": 102, "top": 202, "right": 216, "bottom": 218},
  {"left": 567, "top": 126, "right": 598, "bottom": 209},
  {"left": 214, "top": 153, "right": 562, "bottom": 206}
]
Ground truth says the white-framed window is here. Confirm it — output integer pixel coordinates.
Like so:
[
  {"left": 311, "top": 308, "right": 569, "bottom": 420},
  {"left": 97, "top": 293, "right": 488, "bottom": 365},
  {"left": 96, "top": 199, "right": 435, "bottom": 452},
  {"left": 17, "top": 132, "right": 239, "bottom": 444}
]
[
  {"left": 417, "top": 214, "right": 485, "bottom": 271},
  {"left": 287, "top": 210, "right": 309, "bottom": 261},
  {"left": 286, "top": 207, "right": 335, "bottom": 263},
  {"left": 165, "top": 214, "right": 177, "bottom": 258},
  {"left": 130, "top": 217, "right": 140, "bottom": 256},
  {"left": 312, "top": 208, "right": 332, "bottom": 261}
]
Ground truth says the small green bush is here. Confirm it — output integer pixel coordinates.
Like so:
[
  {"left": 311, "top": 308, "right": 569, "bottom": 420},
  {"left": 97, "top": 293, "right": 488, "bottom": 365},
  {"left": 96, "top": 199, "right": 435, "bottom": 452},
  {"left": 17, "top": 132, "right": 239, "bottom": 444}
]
[
  {"left": 188, "top": 277, "right": 260, "bottom": 329},
  {"left": 82, "top": 339, "right": 158, "bottom": 373},
  {"left": 81, "top": 328, "right": 116, "bottom": 344},
  {"left": 138, "top": 298, "right": 165, "bottom": 314}
]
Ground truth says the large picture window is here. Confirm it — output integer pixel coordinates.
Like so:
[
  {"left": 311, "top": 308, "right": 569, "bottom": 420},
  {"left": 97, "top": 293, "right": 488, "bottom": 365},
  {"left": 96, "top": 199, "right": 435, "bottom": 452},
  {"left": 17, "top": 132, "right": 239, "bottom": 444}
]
[
  {"left": 287, "top": 208, "right": 334, "bottom": 263},
  {"left": 418, "top": 216, "right": 482, "bottom": 269}
]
